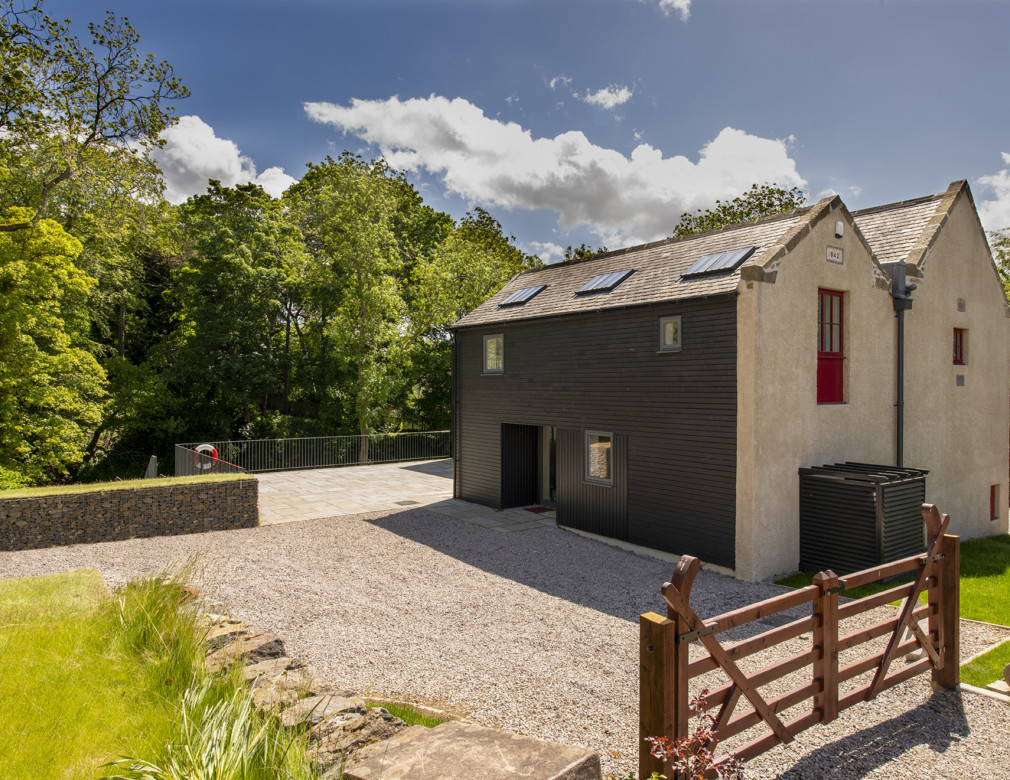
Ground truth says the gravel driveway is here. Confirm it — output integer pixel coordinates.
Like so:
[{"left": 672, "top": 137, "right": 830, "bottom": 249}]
[{"left": 2, "top": 507, "right": 1008, "bottom": 778}]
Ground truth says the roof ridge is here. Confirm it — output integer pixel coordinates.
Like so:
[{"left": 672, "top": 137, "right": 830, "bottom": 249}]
[
  {"left": 851, "top": 191, "right": 945, "bottom": 218},
  {"left": 525, "top": 204, "right": 814, "bottom": 275}
]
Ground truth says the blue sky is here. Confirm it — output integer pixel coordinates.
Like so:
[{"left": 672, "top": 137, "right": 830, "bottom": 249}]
[{"left": 48, "top": 0, "right": 1010, "bottom": 260}]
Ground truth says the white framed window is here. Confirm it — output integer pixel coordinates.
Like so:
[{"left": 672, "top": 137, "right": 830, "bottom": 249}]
[
  {"left": 585, "top": 430, "right": 613, "bottom": 486},
  {"left": 659, "top": 315, "right": 682, "bottom": 352},
  {"left": 483, "top": 334, "right": 504, "bottom": 374}
]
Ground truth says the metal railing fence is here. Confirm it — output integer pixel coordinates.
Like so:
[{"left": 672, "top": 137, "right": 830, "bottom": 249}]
[{"left": 174, "top": 430, "right": 450, "bottom": 476}]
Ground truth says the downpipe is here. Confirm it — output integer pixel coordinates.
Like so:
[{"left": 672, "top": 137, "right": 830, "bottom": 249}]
[{"left": 891, "top": 261, "right": 917, "bottom": 468}]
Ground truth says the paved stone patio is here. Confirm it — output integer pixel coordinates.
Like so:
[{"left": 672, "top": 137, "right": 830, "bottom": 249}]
[{"left": 257, "top": 458, "right": 556, "bottom": 532}]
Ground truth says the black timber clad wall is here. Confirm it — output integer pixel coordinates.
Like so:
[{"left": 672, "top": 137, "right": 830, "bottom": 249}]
[
  {"left": 557, "top": 428, "right": 628, "bottom": 539},
  {"left": 455, "top": 297, "right": 737, "bottom": 567}
]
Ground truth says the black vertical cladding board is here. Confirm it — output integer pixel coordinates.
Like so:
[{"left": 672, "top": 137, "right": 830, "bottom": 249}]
[
  {"left": 454, "top": 297, "right": 737, "bottom": 568},
  {"left": 556, "top": 428, "right": 629, "bottom": 540},
  {"left": 501, "top": 423, "right": 538, "bottom": 508}
]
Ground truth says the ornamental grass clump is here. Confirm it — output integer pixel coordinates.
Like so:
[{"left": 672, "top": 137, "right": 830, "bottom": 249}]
[
  {"left": 113, "top": 564, "right": 206, "bottom": 701},
  {"left": 103, "top": 679, "right": 318, "bottom": 780}
]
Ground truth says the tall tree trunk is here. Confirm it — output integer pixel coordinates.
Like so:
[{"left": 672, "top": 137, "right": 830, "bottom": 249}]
[
  {"left": 357, "top": 362, "right": 369, "bottom": 463},
  {"left": 283, "top": 306, "right": 292, "bottom": 405},
  {"left": 118, "top": 301, "right": 126, "bottom": 359}
]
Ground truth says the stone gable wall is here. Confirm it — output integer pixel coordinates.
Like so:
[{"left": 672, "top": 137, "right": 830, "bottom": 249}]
[{"left": 0, "top": 478, "right": 258, "bottom": 551}]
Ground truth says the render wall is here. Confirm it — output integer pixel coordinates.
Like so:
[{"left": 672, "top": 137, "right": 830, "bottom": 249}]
[
  {"left": 735, "top": 203, "right": 896, "bottom": 581},
  {"left": 454, "top": 298, "right": 739, "bottom": 568},
  {"left": 901, "top": 192, "right": 1010, "bottom": 540},
  {"left": 0, "top": 477, "right": 259, "bottom": 551}
]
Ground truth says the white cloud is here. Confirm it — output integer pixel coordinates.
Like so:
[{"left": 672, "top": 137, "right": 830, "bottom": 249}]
[
  {"left": 978, "top": 152, "right": 1010, "bottom": 231},
  {"left": 548, "top": 75, "right": 572, "bottom": 91},
  {"left": 153, "top": 115, "right": 296, "bottom": 203},
  {"left": 527, "top": 241, "right": 566, "bottom": 264},
  {"left": 643, "top": 0, "right": 691, "bottom": 21},
  {"left": 578, "top": 85, "right": 633, "bottom": 110},
  {"left": 304, "top": 95, "right": 805, "bottom": 247},
  {"left": 505, "top": 93, "right": 519, "bottom": 105}
]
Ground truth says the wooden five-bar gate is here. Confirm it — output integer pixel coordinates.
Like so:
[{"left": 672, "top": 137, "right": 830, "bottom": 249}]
[{"left": 639, "top": 504, "right": 960, "bottom": 777}]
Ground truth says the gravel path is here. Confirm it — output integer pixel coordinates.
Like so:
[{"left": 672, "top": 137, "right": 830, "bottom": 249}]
[{"left": 2, "top": 507, "right": 1008, "bottom": 778}]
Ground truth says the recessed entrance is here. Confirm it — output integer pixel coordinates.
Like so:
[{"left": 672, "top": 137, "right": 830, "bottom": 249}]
[{"left": 540, "top": 425, "right": 557, "bottom": 507}]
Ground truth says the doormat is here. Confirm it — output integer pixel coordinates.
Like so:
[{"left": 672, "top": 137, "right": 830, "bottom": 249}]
[{"left": 525, "top": 506, "right": 552, "bottom": 514}]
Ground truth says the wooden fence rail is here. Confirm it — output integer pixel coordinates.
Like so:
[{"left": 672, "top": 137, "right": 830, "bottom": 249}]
[{"left": 639, "top": 504, "right": 960, "bottom": 777}]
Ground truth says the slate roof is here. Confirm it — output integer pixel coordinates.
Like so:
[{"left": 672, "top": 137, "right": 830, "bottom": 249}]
[
  {"left": 851, "top": 194, "right": 945, "bottom": 264},
  {"left": 454, "top": 210, "right": 807, "bottom": 328},
  {"left": 453, "top": 183, "right": 960, "bottom": 330}
]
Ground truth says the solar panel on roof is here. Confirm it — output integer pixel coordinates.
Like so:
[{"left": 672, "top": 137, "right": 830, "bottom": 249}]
[
  {"left": 682, "top": 246, "right": 756, "bottom": 277},
  {"left": 499, "top": 284, "right": 546, "bottom": 306},
  {"left": 576, "top": 269, "right": 633, "bottom": 294}
]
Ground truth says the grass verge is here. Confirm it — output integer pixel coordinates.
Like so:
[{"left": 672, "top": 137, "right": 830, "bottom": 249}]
[
  {"left": 960, "top": 639, "right": 1010, "bottom": 688},
  {"left": 0, "top": 472, "right": 253, "bottom": 499},
  {"left": 367, "top": 700, "right": 449, "bottom": 728},
  {"left": 775, "top": 534, "right": 1010, "bottom": 685}
]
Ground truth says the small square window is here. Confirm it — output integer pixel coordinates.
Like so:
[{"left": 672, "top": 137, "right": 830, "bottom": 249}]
[
  {"left": 585, "top": 431, "right": 613, "bottom": 485},
  {"left": 953, "top": 328, "right": 966, "bottom": 365},
  {"left": 659, "top": 315, "right": 682, "bottom": 352},
  {"left": 483, "top": 334, "right": 503, "bottom": 374}
]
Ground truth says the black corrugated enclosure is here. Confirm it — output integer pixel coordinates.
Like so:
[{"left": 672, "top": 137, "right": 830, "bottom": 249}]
[{"left": 799, "top": 462, "right": 928, "bottom": 575}]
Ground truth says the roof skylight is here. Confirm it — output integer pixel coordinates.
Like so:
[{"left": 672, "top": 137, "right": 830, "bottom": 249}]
[
  {"left": 499, "top": 285, "right": 546, "bottom": 306},
  {"left": 576, "top": 269, "right": 634, "bottom": 295},
  {"left": 682, "top": 246, "right": 756, "bottom": 277}
]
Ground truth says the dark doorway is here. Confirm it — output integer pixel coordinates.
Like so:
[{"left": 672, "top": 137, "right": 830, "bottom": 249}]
[
  {"left": 540, "top": 426, "right": 557, "bottom": 507},
  {"left": 501, "top": 423, "right": 538, "bottom": 507}
]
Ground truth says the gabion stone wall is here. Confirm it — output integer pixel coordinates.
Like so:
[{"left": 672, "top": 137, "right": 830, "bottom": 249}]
[{"left": 0, "top": 478, "right": 258, "bottom": 551}]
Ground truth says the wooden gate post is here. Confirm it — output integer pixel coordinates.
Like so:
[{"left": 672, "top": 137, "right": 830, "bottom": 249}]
[
  {"left": 932, "top": 533, "right": 960, "bottom": 690},
  {"left": 639, "top": 612, "right": 674, "bottom": 777},
  {"left": 812, "top": 571, "right": 839, "bottom": 723}
]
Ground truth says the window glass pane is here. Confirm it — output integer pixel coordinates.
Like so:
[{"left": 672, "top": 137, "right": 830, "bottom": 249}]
[
  {"left": 484, "top": 335, "right": 503, "bottom": 372},
  {"left": 660, "top": 316, "right": 682, "bottom": 350},
  {"left": 832, "top": 324, "right": 840, "bottom": 353},
  {"left": 820, "top": 323, "right": 830, "bottom": 351},
  {"left": 832, "top": 294, "right": 840, "bottom": 325},
  {"left": 587, "top": 433, "right": 612, "bottom": 482}
]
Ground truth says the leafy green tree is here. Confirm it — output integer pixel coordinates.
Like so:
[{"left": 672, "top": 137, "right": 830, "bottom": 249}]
[
  {"left": 0, "top": 0, "right": 187, "bottom": 232},
  {"left": 672, "top": 183, "right": 806, "bottom": 237},
  {"left": 991, "top": 229, "right": 1010, "bottom": 299},
  {"left": 286, "top": 155, "right": 410, "bottom": 454},
  {"left": 562, "top": 243, "right": 606, "bottom": 262},
  {"left": 165, "top": 182, "right": 305, "bottom": 438},
  {"left": 0, "top": 209, "right": 106, "bottom": 486}
]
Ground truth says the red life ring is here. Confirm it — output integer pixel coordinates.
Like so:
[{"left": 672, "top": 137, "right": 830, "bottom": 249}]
[{"left": 194, "top": 444, "right": 219, "bottom": 470}]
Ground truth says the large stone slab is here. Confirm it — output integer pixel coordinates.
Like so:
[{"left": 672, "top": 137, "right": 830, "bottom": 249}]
[{"left": 343, "top": 721, "right": 601, "bottom": 780}]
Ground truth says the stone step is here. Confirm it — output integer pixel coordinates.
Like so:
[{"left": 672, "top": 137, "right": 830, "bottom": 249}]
[
  {"left": 344, "top": 720, "right": 601, "bottom": 780},
  {"left": 986, "top": 679, "right": 1010, "bottom": 696}
]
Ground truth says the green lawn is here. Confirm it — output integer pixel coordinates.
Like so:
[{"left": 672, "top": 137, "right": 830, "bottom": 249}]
[
  {"left": 0, "top": 570, "right": 178, "bottom": 779},
  {"left": 0, "top": 567, "right": 319, "bottom": 780},
  {"left": 775, "top": 534, "right": 1010, "bottom": 687}
]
